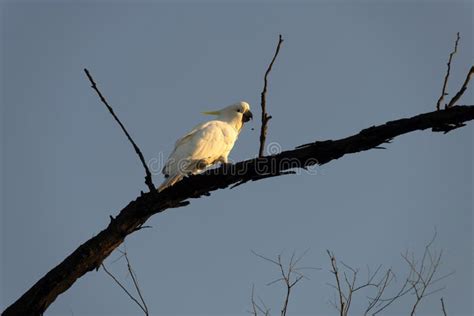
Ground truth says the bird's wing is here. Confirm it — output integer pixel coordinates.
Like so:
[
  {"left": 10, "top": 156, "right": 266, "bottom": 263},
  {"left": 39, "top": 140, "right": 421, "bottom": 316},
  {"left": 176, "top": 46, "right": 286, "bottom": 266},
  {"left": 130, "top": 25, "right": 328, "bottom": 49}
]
[
  {"left": 162, "top": 121, "right": 236, "bottom": 177},
  {"left": 189, "top": 122, "right": 231, "bottom": 162},
  {"left": 161, "top": 124, "right": 202, "bottom": 175}
]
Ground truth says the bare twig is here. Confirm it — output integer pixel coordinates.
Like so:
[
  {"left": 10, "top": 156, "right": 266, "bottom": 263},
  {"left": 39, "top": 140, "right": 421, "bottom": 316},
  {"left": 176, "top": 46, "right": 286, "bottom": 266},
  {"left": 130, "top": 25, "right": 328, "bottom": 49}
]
[
  {"left": 251, "top": 250, "right": 311, "bottom": 316},
  {"left": 446, "top": 66, "right": 474, "bottom": 108},
  {"left": 102, "top": 248, "right": 149, "bottom": 315},
  {"left": 406, "top": 238, "right": 444, "bottom": 316},
  {"left": 84, "top": 68, "right": 156, "bottom": 191},
  {"left": 259, "top": 34, "right": 284, "bottom": 157},
  {"left": 249, "top": 284, "right": 271, "bottom": 316},
  {"left": 441, "top": 297, "right": 448, "bottom": 316},
  {"left": 121, "top": 250, "right": 149, "bottom": 314},
  {"left": 250, "top": 285, "right": 258, "bottom": 316},
  {"left": 326, "top": 251, "right": 385, "bottom": 316},
  {"left": 102, "top": 263, "right": 148, "bottom": 315},
  {"left": 436, "top": 32, "right": 460, "bottom": 111},
  {"left": 364, "top": 269, "right": 395, "bottom": 315},
  {"left": 327, "top": 250, "right": 345, "bottom": 316}
]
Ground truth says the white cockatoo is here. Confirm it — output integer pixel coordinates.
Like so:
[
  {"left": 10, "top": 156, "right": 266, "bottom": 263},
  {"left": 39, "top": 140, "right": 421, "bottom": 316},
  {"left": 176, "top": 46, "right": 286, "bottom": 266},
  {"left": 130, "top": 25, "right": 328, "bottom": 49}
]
[{"left": 158, "top": 101, "right": 253, "bottom": 191}]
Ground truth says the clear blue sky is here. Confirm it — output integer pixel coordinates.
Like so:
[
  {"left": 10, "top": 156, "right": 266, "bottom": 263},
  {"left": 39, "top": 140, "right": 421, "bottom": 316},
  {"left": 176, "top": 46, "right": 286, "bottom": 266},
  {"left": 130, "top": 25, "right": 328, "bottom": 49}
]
[{"left": 1, "top": 1, "right": 473, "bottom": 315}]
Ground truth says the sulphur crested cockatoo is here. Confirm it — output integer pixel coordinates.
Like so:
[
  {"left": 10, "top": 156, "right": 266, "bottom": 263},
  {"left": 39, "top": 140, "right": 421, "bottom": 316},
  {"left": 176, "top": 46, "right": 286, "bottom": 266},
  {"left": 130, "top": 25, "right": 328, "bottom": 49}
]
[{"left": 158, "top": 101, "right": 253, "bottom": 191}]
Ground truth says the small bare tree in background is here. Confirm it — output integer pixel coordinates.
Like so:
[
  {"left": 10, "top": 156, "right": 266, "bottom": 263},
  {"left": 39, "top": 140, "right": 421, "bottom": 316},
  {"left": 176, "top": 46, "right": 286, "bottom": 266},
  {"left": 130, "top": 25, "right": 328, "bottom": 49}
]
[
  {"left": 249, "top": 250, "right": 318, "bottom": 316},
  {"left": 326, "top": 233, "right": 451, "bottom": 316},
  {"left": 246, "top": 233, "right": 451, "bottom": 316}
]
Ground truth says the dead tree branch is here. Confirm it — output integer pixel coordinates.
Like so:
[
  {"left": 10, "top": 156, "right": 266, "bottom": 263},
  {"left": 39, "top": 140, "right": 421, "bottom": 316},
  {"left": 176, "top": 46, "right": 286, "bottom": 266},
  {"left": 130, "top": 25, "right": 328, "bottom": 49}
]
[
  {"left": 251, "top": 250, "right": 313, "bottom": 316},
  {"left": 102, "top": 263, "right": 148, "bottom": 315},
  {"left": 327, "top": 250, "right": 346, "bottom": 316},
  {"left": 249, "top": 284, "right": 271, "bottom": 316},
  {"left": 326, "top": 250, "right": 389, "bottom": 316},
  {"left": 436, "top": 32, "right": 460, "bottom": 111},
  {"left": 120, "top": 250, "right": 149, "bottom": 314},
  {"left": 3, "top": 105, "right": 474, "bottom": 315},
  {"left": 327, "top": 233, "right": 450, "bottom": 316},
  {"left": 441, "top": 297, "right": 448, "bottom": 316},
  {"left": 102, "top": 264, "right": 145, "bottom": 313},
  {"left": 446, "top": 66, "right": 474, "bottom": 108},
  {"left": 102, "top": 248, "right": 149, "bottom": 315},
  {"left": 84, "top": 69, "right": 156, "bottom": 191},
  {"left": 405, "top": 234, "right": 446, "bottom": 316},
  {"left": 259, "top": 34, "right": 283, "bottom": 157}
]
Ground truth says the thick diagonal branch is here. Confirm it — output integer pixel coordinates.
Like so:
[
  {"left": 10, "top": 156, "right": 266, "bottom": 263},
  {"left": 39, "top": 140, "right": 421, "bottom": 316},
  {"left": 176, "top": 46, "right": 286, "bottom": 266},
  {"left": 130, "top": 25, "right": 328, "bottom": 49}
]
[
  {"left": 84, "top": 69, "right": 156, "bottom": 191},
  {"left": 3, "top": 105, "right": 474, "bottom": 316}
]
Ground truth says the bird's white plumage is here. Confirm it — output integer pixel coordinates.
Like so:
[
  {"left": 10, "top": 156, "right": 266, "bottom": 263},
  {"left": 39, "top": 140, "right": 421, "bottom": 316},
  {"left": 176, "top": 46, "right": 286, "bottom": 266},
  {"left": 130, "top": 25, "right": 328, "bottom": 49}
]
[{"left": 158, "top": 101, "right": 252, "bottom": 191}]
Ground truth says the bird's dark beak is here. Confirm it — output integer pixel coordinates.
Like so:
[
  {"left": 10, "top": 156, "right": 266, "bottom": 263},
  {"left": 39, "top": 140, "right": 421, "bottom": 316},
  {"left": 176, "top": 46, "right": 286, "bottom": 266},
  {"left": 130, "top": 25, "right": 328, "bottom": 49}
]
[{"left": 242, "top": 110, "right": 253, "bottom": 123}]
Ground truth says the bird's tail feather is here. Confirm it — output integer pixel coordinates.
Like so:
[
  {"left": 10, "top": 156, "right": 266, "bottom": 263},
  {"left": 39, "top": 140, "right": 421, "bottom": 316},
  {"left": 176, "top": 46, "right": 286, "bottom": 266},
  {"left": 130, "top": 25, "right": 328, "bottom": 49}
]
[{"left": 158, "top": 174, "right": 183, "bottom": 192}]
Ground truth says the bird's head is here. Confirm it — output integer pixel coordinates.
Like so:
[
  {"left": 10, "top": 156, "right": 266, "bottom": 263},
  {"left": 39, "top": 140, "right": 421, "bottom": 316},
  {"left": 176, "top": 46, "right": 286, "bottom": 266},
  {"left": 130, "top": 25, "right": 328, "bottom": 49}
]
[{"left": 203, "top": 101, "right": 253, "bottom": 123}]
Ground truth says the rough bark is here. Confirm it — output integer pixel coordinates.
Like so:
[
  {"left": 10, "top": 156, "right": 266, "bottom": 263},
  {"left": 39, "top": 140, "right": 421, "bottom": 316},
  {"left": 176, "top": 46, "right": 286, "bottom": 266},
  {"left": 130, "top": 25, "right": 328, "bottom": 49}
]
[{"left": 3, "top": 105, "right": 474, "bottom": 316}]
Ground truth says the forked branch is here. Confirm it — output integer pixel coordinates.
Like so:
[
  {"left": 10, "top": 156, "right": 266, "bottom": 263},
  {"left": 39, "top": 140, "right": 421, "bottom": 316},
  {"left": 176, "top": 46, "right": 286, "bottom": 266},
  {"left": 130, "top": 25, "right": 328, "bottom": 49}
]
[
  {"left": 435, "top": 32, "right": 474, "bottom": 111},
  {"left": 446, "top": 66, "right": 474, "bottom": 108},
  {"left": 250, "top": 284, "right": 271, "bottom": 316},
  {"left": 251, "top": 250, "right": 315, "bottom": 316},
  {"left": 102, "top": 248, "right": 149, "bottom": 315}
]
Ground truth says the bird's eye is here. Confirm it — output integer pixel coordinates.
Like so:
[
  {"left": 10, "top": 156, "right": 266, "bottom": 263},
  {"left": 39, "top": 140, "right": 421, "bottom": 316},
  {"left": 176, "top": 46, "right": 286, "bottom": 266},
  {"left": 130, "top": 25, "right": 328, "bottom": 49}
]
[{"left": 237, "top": 109, "right": 242, "bottom": 113}]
